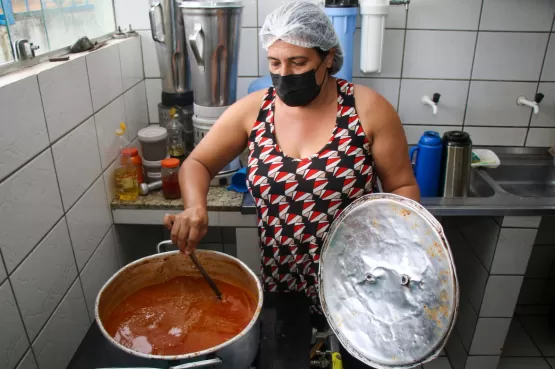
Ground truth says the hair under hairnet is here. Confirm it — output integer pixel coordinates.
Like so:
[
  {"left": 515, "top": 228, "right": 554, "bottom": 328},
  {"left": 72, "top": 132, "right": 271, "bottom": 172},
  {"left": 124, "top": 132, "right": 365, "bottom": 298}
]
[{"left": 260, "top": 1, "right": 343, "bottom": 76}]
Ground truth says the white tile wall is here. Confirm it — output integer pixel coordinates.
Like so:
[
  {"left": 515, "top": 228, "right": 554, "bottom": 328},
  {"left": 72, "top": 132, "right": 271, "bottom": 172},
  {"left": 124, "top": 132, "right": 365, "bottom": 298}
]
[
  {"left": 469, "top": 318, "right": 511, "bottom": 355},
  {"left": 119, "top": 36, "right": 144, "bottom": 91},
  {"left": 455, "top": 297, "right": 478, "bottom": 351},
  {"left": 114, "top": 0, "right": 151, "bottom": 30},
  {"left": 503, "top": 319, "right": 541, "bottom": 357},
  {"left": 403, "top": 31, "right": 476, "bottom": 79},
  {"left": 399, "top": 80, "right": 469, "bottom": 126},
  {"left": 140, "top": 31, "right": 160, "bottom": 78},
  {"left": 526, "top": 128, "right": 555, "bottom": 147},
  {"left": 464, "top": 127, "right": 527, "bottom": 147},
  {"left": 10, "top": 218, "right": 77, "bottom": 341},
  {"left": 0, "top": 38, "right": 145, "bottom": 369},
  {"left": 353, "top": 78, "right": 400, "bottom": 109},
  {"left": 32, "top": 280, "right": 90, "bottom": 369},
  {"left": 38, "top": 58, "right": 93, "bottom": 142},
  {"left": 66, "top": 177, "right": 111, "bottom": 271},
  {"left": 124, "top": 81, "right": 149, "bottom": 141},
  {"left": 86, "top": 46, "right": 124, "bottom": 112},
  {"left": 0, "top": 76, "right": 49, "bottom": 182},
  {"left": 145, "top": 78, "right": 162, "bottom": 123},
  {"left": 354, "top": 29, "right": 404, "bottom": 78},
  {"left": 498, "top": 358, "right": 551, "bottom": 369},
  {"left": 490, "top": 228, "right": 537, "bottom": 275},
  {"left": 0, "top": 150, "right": 64, "bottom": 273},
  {"left": 239, "top": 28, "right": 259, "bottom": 77},
  {"left": 502, "top": 216, "right": 542, "bottom": 228},
  {"left": 94, "top": 96, "right": 127, "bottom": 169},
  {"left": 52, "top": 117, "right": 102, "bottom": 211},
  {"left": 479, "top": 276, "right": 523, "bottom": 317},
  {"left": 80, "top": 228, "right": 119, "bottom": 321},
  {"left": 480, "top": 0, "right": 555, "bottom": 32},
  {"left": 0, "top": 281, "right": 30, "bottom": 369},
  {"left": 465, "top": 357, "right": 500, "bottom": 369},
  {"left": 238, "top": 77, "right": 257, "bottom": 99},
  {"left": 472, "top": 33, "right": 549, "bottom": 81},
  {"left": 130, "top": 0, "right": 555, "bottom": 147},
  {"left": 466, "top": 82, "right": 537, "bottom": 127},
  {"left": 445, "top": 331, "right": 468, "bottom": 369},
  {"left": 236, "top": 228, "right": 262, "bottom": 275},
  {"left": 407, "top": 0, "right": 482, "bottom": 30},
  {"left": 542, "top": 38, "right": 555, "bottom": 82},
  {"left": 531, "top": 83, "right": 555, "bottom": 127},
  {"left": 456, "top": 217, "right": 499, "bottom": 271}
]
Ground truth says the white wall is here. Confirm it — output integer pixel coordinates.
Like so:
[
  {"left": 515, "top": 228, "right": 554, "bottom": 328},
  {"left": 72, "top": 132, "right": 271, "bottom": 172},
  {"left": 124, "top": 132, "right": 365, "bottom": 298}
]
[
  {"left": 0, "top": 37, "right": 147, "bottom": 369},
  {"left": 119, "top": 0, "right": 555, "bottom": 147}
]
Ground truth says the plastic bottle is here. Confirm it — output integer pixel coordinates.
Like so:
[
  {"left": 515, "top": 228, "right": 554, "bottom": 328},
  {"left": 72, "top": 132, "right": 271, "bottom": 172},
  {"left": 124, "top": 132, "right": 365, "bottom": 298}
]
[
  {"left": 409, "top": 131, "right": 443, "bottom": 198},
  {"left": 114, "top": 123, "right": 140, "bottom": 201},
  {"left": 166, "top": 107, "right": 186, "bottom": 163}
]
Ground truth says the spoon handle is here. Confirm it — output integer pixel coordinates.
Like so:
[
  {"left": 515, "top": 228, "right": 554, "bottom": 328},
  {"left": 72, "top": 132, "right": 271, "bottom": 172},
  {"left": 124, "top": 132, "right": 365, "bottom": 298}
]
[{"left": 190, "top": 252, "right": 223, "bottom": 301}]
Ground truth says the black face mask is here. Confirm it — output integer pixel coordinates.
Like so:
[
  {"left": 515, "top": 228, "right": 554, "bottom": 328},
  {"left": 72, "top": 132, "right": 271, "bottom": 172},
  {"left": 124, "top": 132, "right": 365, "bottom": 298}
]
[{"left": 270, "top": 59, "right": 327, "bottom": 107}]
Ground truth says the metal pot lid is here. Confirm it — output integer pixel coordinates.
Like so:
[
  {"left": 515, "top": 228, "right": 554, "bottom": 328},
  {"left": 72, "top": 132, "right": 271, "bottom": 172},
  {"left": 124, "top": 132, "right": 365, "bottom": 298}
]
[
  {"left": 179, "top": 0, "right": 243, "bottom": 8},
  {"left": 319, "top": 193, "right": 458, "bottom": 369}
]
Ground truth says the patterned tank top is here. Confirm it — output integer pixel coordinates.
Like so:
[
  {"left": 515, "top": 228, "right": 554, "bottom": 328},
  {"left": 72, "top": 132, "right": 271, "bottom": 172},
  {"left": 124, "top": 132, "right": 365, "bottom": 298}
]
[{"left": 246, "top": 79, "right": 376, "bottom": 311}]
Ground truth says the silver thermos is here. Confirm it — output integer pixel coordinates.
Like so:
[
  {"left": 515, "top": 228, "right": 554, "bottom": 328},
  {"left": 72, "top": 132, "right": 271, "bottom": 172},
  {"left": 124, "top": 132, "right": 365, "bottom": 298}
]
[{"left": 440, "top": 131, "right": 472, "bottom": 198}]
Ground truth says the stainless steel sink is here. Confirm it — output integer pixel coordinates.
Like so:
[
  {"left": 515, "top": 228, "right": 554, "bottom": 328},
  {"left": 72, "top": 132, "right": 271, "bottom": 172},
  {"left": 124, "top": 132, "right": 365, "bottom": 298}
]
[
  {"left": 484, "top": 163, "right": 555, "bottom": 198},
  {"left": 469, "top": 170, "right": 496, "bottom": 198}
]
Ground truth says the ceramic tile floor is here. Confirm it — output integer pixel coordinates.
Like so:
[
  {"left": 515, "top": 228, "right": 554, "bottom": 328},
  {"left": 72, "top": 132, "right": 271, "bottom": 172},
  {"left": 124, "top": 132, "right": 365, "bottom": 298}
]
[{"left": 499, "top": 313, "right": 555, "bottom": 369}]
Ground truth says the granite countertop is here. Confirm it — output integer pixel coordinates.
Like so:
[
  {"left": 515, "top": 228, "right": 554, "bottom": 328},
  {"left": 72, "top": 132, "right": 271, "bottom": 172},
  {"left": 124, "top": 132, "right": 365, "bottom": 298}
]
[{"left": 111, "top": 186, "right": 244, "bottom": 212}]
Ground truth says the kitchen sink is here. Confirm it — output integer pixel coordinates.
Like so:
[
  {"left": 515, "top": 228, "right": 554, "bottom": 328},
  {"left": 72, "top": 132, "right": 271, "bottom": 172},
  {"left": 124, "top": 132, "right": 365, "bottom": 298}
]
[
  {"left": 468, "top": 170, "right": 496, "bottom": 198},
  {"left": 484, "top": 163, "right": 555, "bottom": 198}
]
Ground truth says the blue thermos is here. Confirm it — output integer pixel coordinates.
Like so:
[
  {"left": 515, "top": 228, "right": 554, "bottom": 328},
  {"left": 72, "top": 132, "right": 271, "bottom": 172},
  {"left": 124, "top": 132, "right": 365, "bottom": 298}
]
[
  {"left": 324, "top": 0, "right": 358, "bottom": 81},
  {"left": 409, "top": 131, "right": 443, "bottom": 198}
]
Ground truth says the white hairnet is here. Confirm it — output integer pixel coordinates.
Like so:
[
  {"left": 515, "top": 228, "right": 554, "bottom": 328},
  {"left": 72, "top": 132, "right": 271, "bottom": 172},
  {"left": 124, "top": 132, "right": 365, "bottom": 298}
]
[{"left": 260, "top": 1, "right": 343, "bottom": 75}]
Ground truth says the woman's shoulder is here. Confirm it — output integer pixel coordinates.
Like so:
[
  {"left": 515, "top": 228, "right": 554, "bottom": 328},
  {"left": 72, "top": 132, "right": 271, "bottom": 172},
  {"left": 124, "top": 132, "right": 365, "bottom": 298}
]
[
  {"left": 224, "top": 89, "right": 269, "bottom": 133},
  {"left": 351, "top": 83, "right": 400, "bottom": 134}
]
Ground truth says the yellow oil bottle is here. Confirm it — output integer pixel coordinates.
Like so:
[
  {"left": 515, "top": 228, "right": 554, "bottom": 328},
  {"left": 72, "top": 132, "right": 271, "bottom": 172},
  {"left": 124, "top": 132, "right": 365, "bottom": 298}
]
[{"left": 114, "top": 123, "right": 139, "bottom": 201}]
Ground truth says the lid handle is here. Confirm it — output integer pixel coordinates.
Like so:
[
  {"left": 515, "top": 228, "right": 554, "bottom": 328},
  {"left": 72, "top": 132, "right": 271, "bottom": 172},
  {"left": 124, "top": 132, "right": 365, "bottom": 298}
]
[{"left": 189, "top": 23, "right": 205, "bottom": 70}]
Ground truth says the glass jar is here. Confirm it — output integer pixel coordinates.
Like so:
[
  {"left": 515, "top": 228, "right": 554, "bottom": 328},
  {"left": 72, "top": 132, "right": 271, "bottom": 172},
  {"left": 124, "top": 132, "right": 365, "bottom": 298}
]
[
  {"left": 161, "top": 158, "right": 181, "bottom": 200},
  {"left": 122, "top": 147, "right": 144, "bottom": 184}
]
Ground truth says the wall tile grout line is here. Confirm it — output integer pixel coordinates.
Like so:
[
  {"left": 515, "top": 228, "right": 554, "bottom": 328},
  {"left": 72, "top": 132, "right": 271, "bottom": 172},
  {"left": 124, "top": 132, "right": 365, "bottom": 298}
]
[
  {"left": 461, "top": 0, "right": 485, "bottom": 131},
  {"left": 0, "top": 78, "right": 143, "bottom": 189},
  {"left": 525, "top": 14, "right": 555, "bottom": 146},
  {"left": 395, "top": 6, "right": 409, "bottom": 111}
]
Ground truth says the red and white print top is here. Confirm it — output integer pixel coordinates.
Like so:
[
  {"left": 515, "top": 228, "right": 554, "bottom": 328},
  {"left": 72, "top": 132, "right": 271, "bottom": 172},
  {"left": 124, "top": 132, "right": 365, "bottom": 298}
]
[{"left": 246, "top": 79, "right": 376, "bottom": 311}]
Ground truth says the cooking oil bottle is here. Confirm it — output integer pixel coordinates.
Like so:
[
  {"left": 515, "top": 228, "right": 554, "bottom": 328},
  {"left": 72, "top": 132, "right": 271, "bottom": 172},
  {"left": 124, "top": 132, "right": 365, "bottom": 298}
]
[
  {"left": 166, "top": 107, "right": 186, "bottom": 163},
  {"left": 114, "top": 123, "right": 140, "bottom": 201}
]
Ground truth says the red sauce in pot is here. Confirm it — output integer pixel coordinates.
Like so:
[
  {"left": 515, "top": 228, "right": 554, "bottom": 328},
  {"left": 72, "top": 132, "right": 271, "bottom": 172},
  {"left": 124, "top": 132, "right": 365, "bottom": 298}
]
[{"left": 104, "top": 276, "right": 256, "bottom": 356}]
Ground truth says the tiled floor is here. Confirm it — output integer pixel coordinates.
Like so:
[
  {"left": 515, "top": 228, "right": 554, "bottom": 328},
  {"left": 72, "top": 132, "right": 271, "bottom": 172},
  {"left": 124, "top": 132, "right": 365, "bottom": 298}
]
[{"left": 500, "top": 312, "right": 555, "bottom": 369}]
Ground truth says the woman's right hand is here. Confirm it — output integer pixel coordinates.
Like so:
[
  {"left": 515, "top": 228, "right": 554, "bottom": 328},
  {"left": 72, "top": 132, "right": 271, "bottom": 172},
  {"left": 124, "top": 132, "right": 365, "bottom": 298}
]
[{"left": 163, "top": 206, "right": 208, "bottom": 255}]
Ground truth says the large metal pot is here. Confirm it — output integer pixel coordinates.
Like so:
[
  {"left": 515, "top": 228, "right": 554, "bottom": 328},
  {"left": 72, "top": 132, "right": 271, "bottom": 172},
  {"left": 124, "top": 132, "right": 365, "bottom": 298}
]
[{"left": 95, "top": 242, "right": 263, "bottom": 369}]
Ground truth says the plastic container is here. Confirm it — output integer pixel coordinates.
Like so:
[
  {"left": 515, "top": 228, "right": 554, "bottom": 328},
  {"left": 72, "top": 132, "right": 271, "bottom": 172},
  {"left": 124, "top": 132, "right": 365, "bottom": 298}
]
[
  {"left": 122, "top": 147, "right": 144, "bottom": 184},
  {"left": 142, "top": 157, "right": 164, "bottom": 183},
  {"left": 325, "top": 1, "right": 357, "bottom": 81},
  {"left": 247, "top": 75, "right": 272, "bottom": 94},
  {"left": 161, "top": 158, "right": 181, "bottom": 199},
  {"left": 359, "top": 0, "right": 389, "bottom": 74},
  {"left": 409, "top": 131, "right": 443, "bottom": 198},
  {"left": 138, "top": 126, "right": 168, "bottom": 161}
]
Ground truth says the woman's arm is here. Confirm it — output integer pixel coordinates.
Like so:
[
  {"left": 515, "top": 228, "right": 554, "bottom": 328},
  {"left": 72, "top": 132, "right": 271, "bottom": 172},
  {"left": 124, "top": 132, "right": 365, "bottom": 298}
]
[
  {"left": 179, "top": 91, "right": 264, "bottom": 208},
  {"left": 166, "top": 91, "right": 263, "bottom": 252},
  {"left": 354, "top": 85, "right": 420, "bottom": 202}
]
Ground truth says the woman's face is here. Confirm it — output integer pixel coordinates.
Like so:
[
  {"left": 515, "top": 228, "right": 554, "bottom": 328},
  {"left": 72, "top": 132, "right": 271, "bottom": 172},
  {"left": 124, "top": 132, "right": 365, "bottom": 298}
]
[{"left": 267, "top": 40, "right": 334, "bottom": 80}]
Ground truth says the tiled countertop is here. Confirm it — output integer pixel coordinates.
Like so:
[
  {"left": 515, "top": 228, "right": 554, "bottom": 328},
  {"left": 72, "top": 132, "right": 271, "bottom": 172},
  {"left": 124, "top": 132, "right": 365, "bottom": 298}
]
[{"left": 111, "top": 186, "right": 244, "bottom": 212}]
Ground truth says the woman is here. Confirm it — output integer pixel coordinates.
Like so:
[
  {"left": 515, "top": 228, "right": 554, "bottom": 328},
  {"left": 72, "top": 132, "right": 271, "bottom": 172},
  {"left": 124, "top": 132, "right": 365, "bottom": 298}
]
[{"left": 165, "top": 0, "right": 418, "bottom": 356}]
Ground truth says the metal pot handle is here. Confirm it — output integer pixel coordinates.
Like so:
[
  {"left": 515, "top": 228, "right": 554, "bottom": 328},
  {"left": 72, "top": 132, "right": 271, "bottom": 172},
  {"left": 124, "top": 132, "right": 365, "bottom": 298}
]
[
  {"left": 149, "top": 2, "right": 165, "bottom": 44},
  {"left": 189, "top": 23, "right": 204, "bottom": 70},
  {"left": 169, "top": 358, "right": 222, "bottom": 369},
  {"left": 157, "top": 240, "right": 175, "bottom": 254}
]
